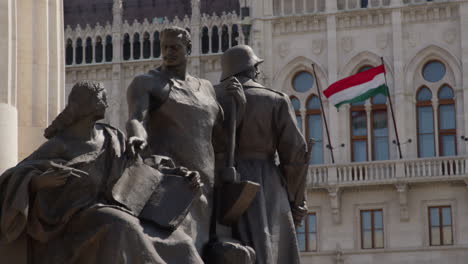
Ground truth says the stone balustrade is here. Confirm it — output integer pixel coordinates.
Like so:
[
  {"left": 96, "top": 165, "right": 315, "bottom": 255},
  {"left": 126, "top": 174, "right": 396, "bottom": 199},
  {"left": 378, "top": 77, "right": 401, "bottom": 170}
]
[
  {"left": 308, "top": 155, "right": 468, "bottom": 188},
  {"left": 272, "top": 0, "right": 326, "bottom": 16},
  {"left": 337, "top": 0, "right": 391, "bottom": 10},
  {"left": 402, "top": 0, "right": 449, "bottom": 5}
]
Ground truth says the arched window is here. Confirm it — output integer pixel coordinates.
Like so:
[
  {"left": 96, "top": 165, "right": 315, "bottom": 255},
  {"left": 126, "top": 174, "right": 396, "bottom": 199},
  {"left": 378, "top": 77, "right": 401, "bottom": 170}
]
[
  {"left": 438, "top": 85, "right": 456, "bottom": 156},
  {"left": 75, "top": 38, "right": 83, "bottom": 64},
  {"left": 290, "top": 96, "right": 302, "bottom": 131},
  {"left": 416, "top": 87, "right": 435, "bottom": 157},
  {"left": 153, "top": 31, "right": 160, "bottom": 58},
  {"left": 143, "top": 32, "right": 151, "bottom": 59},
  {"left": 349, "top": 65, "right": 389, "bottom": 162},
  {"left": 221, "top": 25, "right": 229, "bottom": 52},
  {"left": 105, "top": 35, "right": 113, "bottom": 62},
  {"left": 123, "top": 34, "right": 130, "bottom": 60},
  {"left": 231, "top": 24, "right": 239, "bottom": 47},
  {"left": 202, "top": 27, "right": 209, "bottom": 54},
  {"left": 307, "top": 95, "right": 323, "bottom": 164},
  {"left": 293, "top": 72, "right": 314, "bottom": 93},
  {"left": 95, "top": 37, "right": 103, "bottom": 63},
  {"left": 211, "top": 26, "right": 219, "bottom": 53},
  {"left": 133, "top": 33, "right": 141, "bottom": 60},
  {"left": 85, "top": 37, "right": 93, "bottom": 63},
  {"left": 371, "top": 94, "right": 388, "bottom": 160},
  {"left": 66, "top": 39, "right": 73, "bottom": 65}
]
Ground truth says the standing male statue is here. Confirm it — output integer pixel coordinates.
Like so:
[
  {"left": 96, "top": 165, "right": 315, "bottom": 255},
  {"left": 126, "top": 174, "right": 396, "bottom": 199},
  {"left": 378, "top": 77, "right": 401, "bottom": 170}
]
[
  {"left": 126, "top": 26, "right": 244, "bottom": 252},
  {"left": 217, "top": 45, "right": 309, "bottom": 264}
]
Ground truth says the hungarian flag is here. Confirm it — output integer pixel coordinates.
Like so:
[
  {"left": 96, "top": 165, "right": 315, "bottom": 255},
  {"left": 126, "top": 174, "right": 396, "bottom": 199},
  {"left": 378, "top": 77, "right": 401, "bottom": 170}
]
[{"left": 323, "top": 65, "right": 388, "bottom": 108}]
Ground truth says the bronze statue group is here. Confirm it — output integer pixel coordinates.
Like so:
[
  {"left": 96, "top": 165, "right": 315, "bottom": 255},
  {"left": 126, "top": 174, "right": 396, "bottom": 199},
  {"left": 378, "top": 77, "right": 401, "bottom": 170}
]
[{"left": 0, "top": 27, "right": 309, "bottom": 264}]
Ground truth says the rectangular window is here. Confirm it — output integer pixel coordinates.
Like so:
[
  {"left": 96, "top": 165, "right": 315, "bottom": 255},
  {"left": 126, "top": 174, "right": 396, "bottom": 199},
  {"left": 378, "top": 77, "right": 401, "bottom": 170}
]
[
  {"left": 417, "top": 106, "right": 435, "bottom": 157},
  {"left": 372, "top": 109, "right": 389, "bottom": 160},
  {"left": 429, "top": 206, "right": 453, "bottom": 246},
  {"left": 296, "top": 213, "right": 317, "bottom": 252},
  {"left": 438, "top": 104, "right": 456, "bottom": 156},
  {"left": 361, "top": 209, "right": 384, "bottom": 249},
  {"left": 308, "top": 114, "right": 323, "bottom": 164},
  {"left": 351, "top": 109, "right": 368, "bottom": 162}
]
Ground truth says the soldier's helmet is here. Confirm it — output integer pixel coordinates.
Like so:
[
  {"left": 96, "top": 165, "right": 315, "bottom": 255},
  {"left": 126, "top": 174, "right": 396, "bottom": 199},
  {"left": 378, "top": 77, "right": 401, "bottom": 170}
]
[{"left": 220, "top": 45, "right": 264, "bottom": 81}]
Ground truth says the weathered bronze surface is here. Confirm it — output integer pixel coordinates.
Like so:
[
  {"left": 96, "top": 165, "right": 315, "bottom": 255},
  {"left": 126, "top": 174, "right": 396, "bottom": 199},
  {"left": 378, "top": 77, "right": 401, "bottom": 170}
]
[
  {"left": 0, "top": 26, "right": 308, "bottom": 264},
  {"left": 218, "top": 45, "right": 309, "bottom": 264},
  {"left": 0, "top": 81, "right": 203, "bottom": 264}
]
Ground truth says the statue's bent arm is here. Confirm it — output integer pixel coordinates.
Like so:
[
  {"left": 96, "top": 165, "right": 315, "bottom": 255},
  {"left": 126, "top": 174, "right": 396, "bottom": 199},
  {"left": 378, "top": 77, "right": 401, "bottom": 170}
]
[{"left": 126, "top": 75, "right": 151, "bottom": 142}]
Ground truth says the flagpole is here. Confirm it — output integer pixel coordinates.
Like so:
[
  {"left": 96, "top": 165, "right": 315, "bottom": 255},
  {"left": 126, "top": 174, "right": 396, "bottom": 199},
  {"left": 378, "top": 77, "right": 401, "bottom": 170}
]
[
  {"left": 311, "top": 64, "right": 335, "bottom": 164},
  {"left": 380, "top": 57, "right": 403, "bottom": 159}
]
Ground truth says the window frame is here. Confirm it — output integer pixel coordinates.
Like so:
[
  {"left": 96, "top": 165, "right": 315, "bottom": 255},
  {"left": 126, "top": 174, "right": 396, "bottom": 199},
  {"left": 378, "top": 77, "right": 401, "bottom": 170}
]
[
  {"left": 370, "top": 97, "right": 389, "bottom": 161},
  {"left": 290, "top": 96, "right": 302, "bottom": 131},
  {"left": 437, "top": 84, "right": 457, "bottom": 157},
  {"left": 306, "top": 94, "right": 324, "bottom": 164},
  {"left": 291, "top": 71, "right": 314, "bottom": 93},
  {"left": 428, "top": 205, "right": 453, "bottom": 246},
  {"left": 350, "top": 102, "right": 368, "bottom": 162},
  {"left": 416, "top": 86, "right": 436, "bottom": 158},
  {"left": 360, "top": 209, "right": 384, "bottom": 249},
  {"left": 297, "top": 212, "right": 318, "bottom": 252}
]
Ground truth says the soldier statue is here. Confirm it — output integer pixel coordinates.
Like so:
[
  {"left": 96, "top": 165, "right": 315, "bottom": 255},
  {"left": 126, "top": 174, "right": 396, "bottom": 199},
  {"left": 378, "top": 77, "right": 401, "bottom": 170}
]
[{"left": 216, "top": 45, "right": 309, "bottom": 264}]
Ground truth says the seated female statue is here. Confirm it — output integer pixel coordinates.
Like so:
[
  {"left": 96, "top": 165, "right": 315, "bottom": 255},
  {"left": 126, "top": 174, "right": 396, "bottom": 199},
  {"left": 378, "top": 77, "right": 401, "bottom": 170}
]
[{"left": 0, "top": 81, "right": 203, "bottom": 264}]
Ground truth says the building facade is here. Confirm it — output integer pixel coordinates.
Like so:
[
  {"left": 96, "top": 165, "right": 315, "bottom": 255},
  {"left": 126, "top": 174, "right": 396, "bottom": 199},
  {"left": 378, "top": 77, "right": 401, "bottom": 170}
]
[
  {"left": 0, "top": 0, "right": 65, "bottom": 171},
  {"left": 0, "top": 1, "right": 65, "bottom": 262},
  {"left": 64, "top": 0, "right": 468, "bottom": 263}
]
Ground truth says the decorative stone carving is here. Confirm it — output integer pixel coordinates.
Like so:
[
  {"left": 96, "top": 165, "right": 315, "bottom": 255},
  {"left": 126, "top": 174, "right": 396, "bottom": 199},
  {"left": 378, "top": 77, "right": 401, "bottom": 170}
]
[
  {"left": 335, "top": 243, "right": 344, "bottom": 264},
  {"left": 312, "top": 39, "right": 324, "bottom": 55},
  {"left": 395, "top": 183, "right": 409, "bottom": 221},
  {"left": 376, "top": 32, "right": 389, "bottom": 50},
  {"left": 337, "top": 11, "right": 391, "bottom": 30},
  {"left": 444, "top": 28, "right": 456, "bottom": 44},
  {"left": 327, "top": 186, "right": 342, "bottom": 224},
  {"left": 341, "top": 36, "right": 353, "bottom": 53},
  {"left": 403, "top": 5, "right": 458, "bottom": 24},
  {"left": 273, "top": 17, "right": 325, "bottom": 35},
  {"left": 403, "top": 31, "right": 418, "bottom": 48},
  {"left": 278, "top": 42, "right": 291, "bottom": 58}
]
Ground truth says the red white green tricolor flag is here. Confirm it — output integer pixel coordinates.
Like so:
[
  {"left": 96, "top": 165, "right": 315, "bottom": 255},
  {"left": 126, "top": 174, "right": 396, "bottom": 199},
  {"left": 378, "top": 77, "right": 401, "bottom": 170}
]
[{"left": 323, "top": 65, "right": 388, "bottom": 108}]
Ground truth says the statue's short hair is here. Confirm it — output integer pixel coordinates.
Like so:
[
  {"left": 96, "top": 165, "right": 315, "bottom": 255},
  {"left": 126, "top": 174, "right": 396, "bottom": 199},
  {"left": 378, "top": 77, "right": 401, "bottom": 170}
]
[{"left": 161, "top": 26, "right": 192, "bottom": 52}]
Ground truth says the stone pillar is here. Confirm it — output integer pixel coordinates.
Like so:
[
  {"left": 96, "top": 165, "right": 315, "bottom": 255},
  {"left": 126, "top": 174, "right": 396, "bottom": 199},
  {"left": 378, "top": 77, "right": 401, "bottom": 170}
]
[
  {"left": 459, "top": 3, "right": 468, "bottom": 155},
  {"left": 15, "top": 0, "right": 65, "bottom": 160},
  {"left": 391, "top": 8, "right": 411, "bottom": 159},
  {"left": 0, "top": 0, "right": 64, "bottom": 261},
  {"left": 191, "top": 0, "right": 201, "bottom": 76},
  {"left": 111, "top": 0, "right": 124, "bottom": 129},
  {"left": 48, "top": 0, "right": 65, "bottom": 123},
  {"left": 0, "top": 0, "right": 18, "bottom": 173},
  {"left": 326, "top": 13, "right": 341, "bottom": 163}
]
